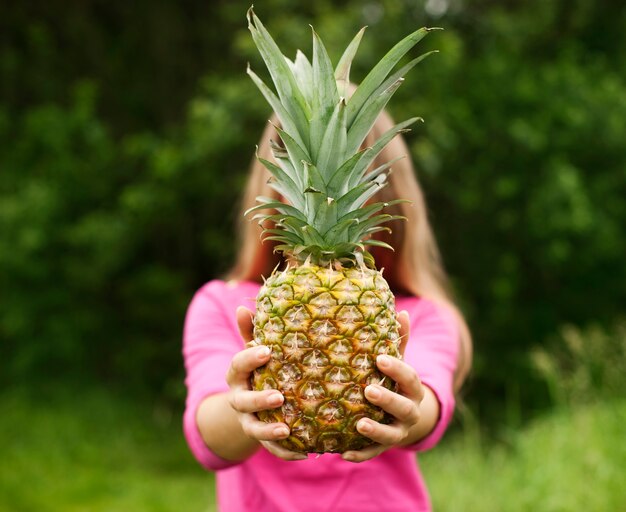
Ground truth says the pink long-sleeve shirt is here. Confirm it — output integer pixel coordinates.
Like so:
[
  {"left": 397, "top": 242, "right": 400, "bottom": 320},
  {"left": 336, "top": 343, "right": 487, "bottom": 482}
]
[{"left": 183, "top": 279, "right": 460, "bottom": 512}]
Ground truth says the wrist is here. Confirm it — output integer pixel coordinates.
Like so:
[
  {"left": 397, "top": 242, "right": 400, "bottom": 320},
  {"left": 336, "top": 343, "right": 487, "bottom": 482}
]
[
  {"left": 401, "top": 385, "right": 440, "bottom": 447},
  {"left": 197, "top": 393, "right": 261, "bottom": 461}
]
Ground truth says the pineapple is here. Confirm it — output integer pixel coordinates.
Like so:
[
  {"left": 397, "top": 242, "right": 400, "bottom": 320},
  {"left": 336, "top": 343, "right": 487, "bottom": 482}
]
[{"left": 245, "top": 8, "right": 438, "bottom": 453}]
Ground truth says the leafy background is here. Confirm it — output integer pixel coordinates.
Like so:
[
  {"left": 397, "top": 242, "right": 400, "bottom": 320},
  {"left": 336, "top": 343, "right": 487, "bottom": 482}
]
[{"left": 1, "top": 0, "right": 625, "bottom": 510}]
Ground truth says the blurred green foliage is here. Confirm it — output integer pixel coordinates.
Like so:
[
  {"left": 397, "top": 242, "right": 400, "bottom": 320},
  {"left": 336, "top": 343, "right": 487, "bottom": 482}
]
[
  {"left": 0, "top": 387, "right": 214, "bottom": 511},
  {"left": 1, "top": 0, "right": 625, "bottom": 420},
  {"left": 532, "top": 321, "right": 626, "bottom": 406},
  {"left": 421, "top": 399, "right": 626, "bottom": 511},
  {"left": 2, "top": 386, "right": 624, "bottom": 511}
]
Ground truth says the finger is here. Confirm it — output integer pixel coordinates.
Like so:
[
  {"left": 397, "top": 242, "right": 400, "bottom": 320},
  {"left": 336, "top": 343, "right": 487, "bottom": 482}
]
[
  {"left": 397, "top": 310, "right": 410, "bottom": 357},
  {"left": 236, "top": 306, "right": 255, "bottom": 344},
  {"left": 226, "top": 345, "right": 271, "bottom": 387},
  {"left": 260, "top": 440, "right": 308, "bottom": 461},
  {"left": 364, "top": 385, "right": 420, "bottom": 424},
  {"left": 240, "top": 414, "right": 291, "bottom": 442},
  {"left": 375, "top": 354, "right": 424, "bottom": 402},
  {"left": 229, "top": 389, "right": 284, "bottom": 414},
  {"left": 355, "top": 418, "right": 406, "bottom": 446},
  {"left": 341, "top": 444, "right": 386, "bottom": 463}
]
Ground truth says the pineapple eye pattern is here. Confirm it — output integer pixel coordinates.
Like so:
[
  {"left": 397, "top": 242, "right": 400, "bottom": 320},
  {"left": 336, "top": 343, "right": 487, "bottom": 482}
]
[
  {"left": 263, "top": 318, "right": 285, "bottom": 344},
  {"left": 283, "top": 305, "right": 311, "bottom": 330},
  {"left": 325, "top": 366, "right": 352, "bottom": 384},
  {"left": 318, "top": 400, "right": 345, "bottom": 423},
  {"left": 351, "top": 353, "right": 373, "bottom": 371},
  {"left": 271, "top": 284, "right": 294, "bottom": 301},
  {"left": 293, "top": 272, "right": 322, "bottom": 292},
  {"left": 254, "top": 266, "right": 400, "bottom": 453},
  {"left": 283, "top": 332, "right": 311, "bottom": 349},
  {"left": 277, "top": 364, "right": 302, "bottom": 390},
  {"left": 310, "top": 319, "right": 338, "bottom": 339},
  {"left": 302, "top": 350, "right": 329, "bottom": 369},
  {"left": 343, "top": 384, "right": 365, "bottom": 404},
  {"left": 298, "top": 380, "right": 326, "bottom": 400},
  {"left": 308, "top": 292, "right": 338, "bottom": 318}
]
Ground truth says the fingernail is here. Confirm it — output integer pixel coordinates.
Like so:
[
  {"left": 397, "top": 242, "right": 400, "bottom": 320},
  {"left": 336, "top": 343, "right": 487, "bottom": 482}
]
[
  {"left": 294, "top": 454, "right": 308, "bottom": 460},
  {"left": 258, "top": 346, "right": 271, "bottom": 357},
  {"left": 342, "top": 452, "right": 356, "bottom": 462},
  {"left": 274, "top": 426, "right": 289, "bottom": 438},
  {"left": 377, "top": 355, "right": 391, "bottom": 368},
  {"left": 358, "top": 419, "right": 372, "bottom": 433},
  {"left": 366, "top": 385, "right": 381, "bottom": 400},
  {"left": 268, "top": 393, "right": 283, "bottom": 407}
]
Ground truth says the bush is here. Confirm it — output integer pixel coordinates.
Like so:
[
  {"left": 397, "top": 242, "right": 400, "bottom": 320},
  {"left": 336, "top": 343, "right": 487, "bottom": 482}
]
[
  {"left": 532, "top": 320, "right": 626, "bottom": 406},
  {"left": 1, "top": 0, "right": 625, "bottom": 420},
  {"left": 422, "top": 400, "right": 626, "bottom": 512},
  {"left": 0, "top": 77, "right": 268, "bottom": 396}
]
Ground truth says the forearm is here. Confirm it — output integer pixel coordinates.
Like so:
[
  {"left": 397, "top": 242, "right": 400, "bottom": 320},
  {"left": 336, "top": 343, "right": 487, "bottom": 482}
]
[
  {"left": 196, "top": 392, "right": 260, "bottom": 462},
  {"left": 401, "top": 385, "right": 440, "bottom": 447}
]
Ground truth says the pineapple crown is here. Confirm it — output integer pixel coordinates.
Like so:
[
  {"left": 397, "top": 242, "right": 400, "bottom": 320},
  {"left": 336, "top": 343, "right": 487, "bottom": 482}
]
[{"left": 245, "top": 7, "right": 440, "bottom": 268}]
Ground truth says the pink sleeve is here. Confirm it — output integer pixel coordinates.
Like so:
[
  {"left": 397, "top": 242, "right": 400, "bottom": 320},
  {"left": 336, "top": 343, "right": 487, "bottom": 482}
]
[
  {"left": 182, "top": 281, "right": 244, "bottom": 471},
  {"left": 400, "top": 298, "right": 460, "bottom": 452}
]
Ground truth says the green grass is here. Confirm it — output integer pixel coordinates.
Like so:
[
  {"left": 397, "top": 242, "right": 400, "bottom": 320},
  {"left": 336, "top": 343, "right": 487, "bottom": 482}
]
[
  {"left": 0, "top": 387, "right": 215, "bottom": 512},
  {"left": 421, "top": 400, "right": 626, "bottom": 511},
  {"left": 1, "top": 388, "right": 624, "bottom": 512}
]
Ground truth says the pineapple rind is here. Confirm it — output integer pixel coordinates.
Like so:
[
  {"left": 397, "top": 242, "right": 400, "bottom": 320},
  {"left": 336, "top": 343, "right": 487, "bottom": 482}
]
[{"left": 251, "top": 264, "right": 401, "bottom": 453}]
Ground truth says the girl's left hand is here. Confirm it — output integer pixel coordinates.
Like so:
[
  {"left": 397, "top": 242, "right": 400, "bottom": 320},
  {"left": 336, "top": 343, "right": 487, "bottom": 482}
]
[{"left": 341, "top": 310, "right": 430, "bottom": 463}]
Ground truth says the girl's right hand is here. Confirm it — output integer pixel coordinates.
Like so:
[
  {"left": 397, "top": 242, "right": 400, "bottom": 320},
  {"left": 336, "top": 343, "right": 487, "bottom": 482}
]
[{"left": 226, "top": 306, "right": 308, "bottom": 461}]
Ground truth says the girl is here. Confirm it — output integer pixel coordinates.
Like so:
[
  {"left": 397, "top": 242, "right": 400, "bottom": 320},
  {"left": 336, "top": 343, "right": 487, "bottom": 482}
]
[{"left": 183, "top": 107, "right": 472, "bottom": 512}]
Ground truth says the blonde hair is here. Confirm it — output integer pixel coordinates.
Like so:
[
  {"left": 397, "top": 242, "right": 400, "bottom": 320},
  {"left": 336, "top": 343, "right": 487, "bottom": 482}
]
[{"left": 227, "top": 109, "right": 472, "bottom": 390}]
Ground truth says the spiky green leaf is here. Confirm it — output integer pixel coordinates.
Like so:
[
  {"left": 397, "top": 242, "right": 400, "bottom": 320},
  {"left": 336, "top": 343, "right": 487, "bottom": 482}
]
[
  {"left": 310, "top": 27, "right": 340, "bottom": 160},
  {"left": 360, "top": 157, "right": 404, "bottom": 184},
  {"left": 362, "top": 239, "right": 395, "bottom": 250},
  {"left": 293, "top": 50, "right": 314, "bottom": 101},
  {"left": 335, "top": 26, "right": 367, "bottom": 90},
  {"left": 245, "top": 13, "right": 440, "bottom": 263},
  {"left": 245, "top": 198, "right": 307, "bottom": 221},
  {"left": 346, "top": 26, "right": 438, "bottom": 127},
  {"left": 348, "top": 117, "right": 421, "bottom": 190},
  {"left": 326, "top": 149, "right": 368, "bottom": 192},
  {"left": 336, "top": 175, "right": 387, "bottom": 212},
  {"left": 336, "top": 199, "right": 408, "bottom": 224},
  {"left": 257, "top": 156, "right": 304, "bottom": 208},
  {"left": 247, "top": 66, "right": 307, "bottom": 149},
  {"left": 247, "top": 8, "right": 311, "bottom": 129},
  {"left": 373, "top": 50, "right": 438, "bottom": 98},
  {"left": 316, "top": 99, "right": 347, "bottom": 180},
  {"left": 346, "top": 77, "right": 404, "bottom": 156}
]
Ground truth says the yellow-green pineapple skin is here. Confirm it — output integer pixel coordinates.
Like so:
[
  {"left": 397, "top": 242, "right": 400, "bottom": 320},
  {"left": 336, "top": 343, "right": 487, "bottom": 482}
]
[{"left": 251, "top": 263, "right": 400, "bottom": 453}]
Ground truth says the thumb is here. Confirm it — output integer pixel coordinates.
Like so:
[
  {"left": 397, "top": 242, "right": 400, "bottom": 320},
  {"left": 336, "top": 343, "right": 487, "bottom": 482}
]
[
  {"left": 236, "top": 306, "right": 255, "bottom": 345},
  {"left": 397, "top": 310, "right": 411, "bottom": 358}
]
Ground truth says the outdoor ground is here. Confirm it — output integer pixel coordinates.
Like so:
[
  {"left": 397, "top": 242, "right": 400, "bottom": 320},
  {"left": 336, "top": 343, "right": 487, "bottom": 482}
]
[{"left": 1, "top": 387, "right": 624, "bottom": 512}]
